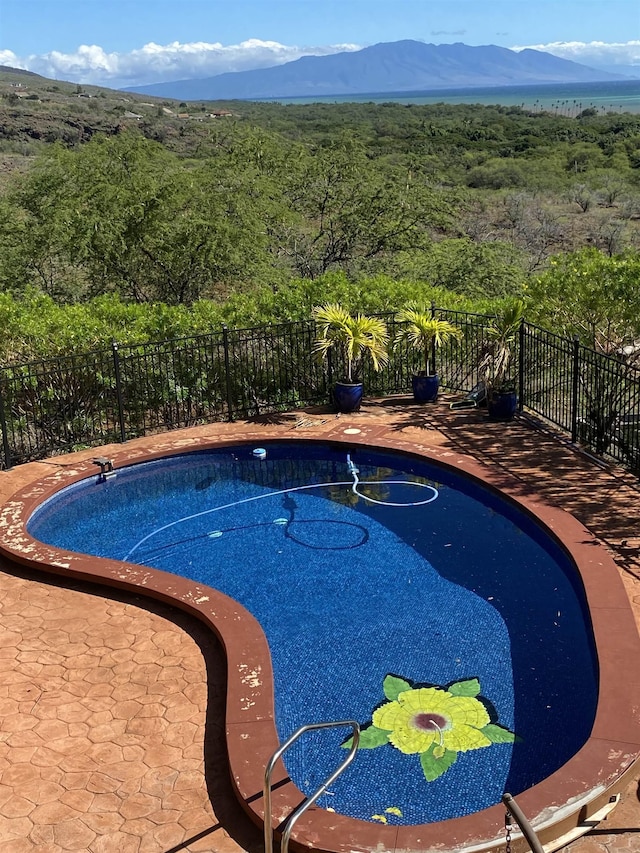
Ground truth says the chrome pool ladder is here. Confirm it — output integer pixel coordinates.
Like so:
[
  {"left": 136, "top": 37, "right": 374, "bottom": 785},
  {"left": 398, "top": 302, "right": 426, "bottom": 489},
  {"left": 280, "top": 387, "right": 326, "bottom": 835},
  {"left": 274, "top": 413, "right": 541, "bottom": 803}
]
[{"left": 263, "top": 720, "right": 360, "bottom": 853}]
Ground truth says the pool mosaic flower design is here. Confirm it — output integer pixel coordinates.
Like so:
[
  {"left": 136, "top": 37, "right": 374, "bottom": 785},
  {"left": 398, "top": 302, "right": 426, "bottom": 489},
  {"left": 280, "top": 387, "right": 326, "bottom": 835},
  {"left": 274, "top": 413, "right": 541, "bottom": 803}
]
[{"left": 346, "top": 674, "right": 516, "bottom": 783}]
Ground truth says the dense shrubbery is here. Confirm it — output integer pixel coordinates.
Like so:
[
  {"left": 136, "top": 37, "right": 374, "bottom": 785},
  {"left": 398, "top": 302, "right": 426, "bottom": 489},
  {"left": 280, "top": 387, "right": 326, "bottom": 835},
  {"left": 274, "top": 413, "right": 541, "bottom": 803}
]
[
  {"left": 0, "top": 275, "right": 505, "bottom": 364},
  {"left": 0, "top": 97, "right": 639, "bottom": 363},
  {"left": 5, "top": 245, "right": 639, "bottom": 365},
  {"left": 526, "top": 248, "right": 640, "bottom": 349}
]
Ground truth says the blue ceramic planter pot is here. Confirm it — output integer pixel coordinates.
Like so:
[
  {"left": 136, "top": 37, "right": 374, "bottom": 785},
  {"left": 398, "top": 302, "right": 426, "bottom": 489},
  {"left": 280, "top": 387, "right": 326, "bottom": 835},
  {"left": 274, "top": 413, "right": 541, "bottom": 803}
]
[
  {"left": 487, "top": 390, "right": 517, "bottom": 420},
  {"left": 333, "top": 381, "right": 364, "bottom": 413},
  {"left": 411, "top": 374, "right": 440, "bottom": 403}
]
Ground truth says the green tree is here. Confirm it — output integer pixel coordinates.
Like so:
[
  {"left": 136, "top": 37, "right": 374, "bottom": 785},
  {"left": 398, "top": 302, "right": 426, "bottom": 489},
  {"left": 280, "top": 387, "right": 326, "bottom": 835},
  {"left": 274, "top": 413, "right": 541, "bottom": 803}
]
[
  {"left": 527, "top": 248, "right": 640, "bottom": 350},
  {"left": 279, "top": 140, "right": 452, "bottom": 278},
  {"left": 419, "top": 239, "right": 527, "bottom": 299},
  {"left": 466, "top": 158, "right": 527, "bottom": 189},
  {"left": 565, "top": 143, "right": 606, "bottom": 174},
  {"left": 5, "top": 131, "right": 281, "bottom": 304}
]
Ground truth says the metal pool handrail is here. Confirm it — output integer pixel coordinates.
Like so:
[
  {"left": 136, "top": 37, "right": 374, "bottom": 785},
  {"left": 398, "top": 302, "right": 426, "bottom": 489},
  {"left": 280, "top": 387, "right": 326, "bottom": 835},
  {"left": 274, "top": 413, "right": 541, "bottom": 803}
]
[
  {"left": 502, "top": 792, "right": 545, "bottom": 853},
  {"left": 263, "top": 720, "right": 360, "bottom": 853}
]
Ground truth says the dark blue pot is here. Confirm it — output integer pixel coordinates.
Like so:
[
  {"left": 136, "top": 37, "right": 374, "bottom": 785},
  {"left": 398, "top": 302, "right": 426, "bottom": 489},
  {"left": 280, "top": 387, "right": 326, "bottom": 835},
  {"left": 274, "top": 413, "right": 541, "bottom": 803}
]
[
  {"left": 412, "top": 374, "right": 439, "bottom": 403},
  {"left": 333, "top": 382, "right": 363, "bottom": 413},
  {"left": 487, "top": 390, "right": 517, "bottom": 420}
]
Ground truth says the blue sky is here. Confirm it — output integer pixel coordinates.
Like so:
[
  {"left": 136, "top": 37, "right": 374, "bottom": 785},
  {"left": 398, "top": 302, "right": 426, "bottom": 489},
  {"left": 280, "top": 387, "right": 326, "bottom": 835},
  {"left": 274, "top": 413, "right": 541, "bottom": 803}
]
[{"left": 1, "top": 0, "right": 638, "bottom": 87}]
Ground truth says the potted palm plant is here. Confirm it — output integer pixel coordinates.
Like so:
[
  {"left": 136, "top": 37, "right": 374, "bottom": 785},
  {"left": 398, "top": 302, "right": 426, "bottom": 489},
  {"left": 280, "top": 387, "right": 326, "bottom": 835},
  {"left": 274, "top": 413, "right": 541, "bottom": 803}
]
[
  {"left": 312, "top": 303, "right": 389, "bottom": 413},
  {"left": 479, "top": 299, "right": 525, "bottom": 420},
  {"left": 393, "top": 305, "right": 462, "bottom": 403}
]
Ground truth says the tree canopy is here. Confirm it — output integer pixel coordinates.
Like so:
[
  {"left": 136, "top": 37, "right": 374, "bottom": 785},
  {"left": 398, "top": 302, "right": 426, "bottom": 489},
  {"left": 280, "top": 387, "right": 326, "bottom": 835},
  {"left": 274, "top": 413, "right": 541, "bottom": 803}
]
[
  {"left": 526, "top": 248, "right": 640, "bottom": 353},
  {"left": 0, "top": 94, "right": 639, "bottom": 353}
]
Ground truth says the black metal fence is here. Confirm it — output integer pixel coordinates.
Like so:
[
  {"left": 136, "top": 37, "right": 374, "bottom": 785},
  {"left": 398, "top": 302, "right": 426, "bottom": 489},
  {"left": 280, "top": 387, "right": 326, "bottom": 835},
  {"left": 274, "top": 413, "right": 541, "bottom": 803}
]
[
  {"left": 1, "top": 310, "right": 639, "bottom": 473},
  {"left": 519, "top": 323, "right": 640, "bottom": 472}
]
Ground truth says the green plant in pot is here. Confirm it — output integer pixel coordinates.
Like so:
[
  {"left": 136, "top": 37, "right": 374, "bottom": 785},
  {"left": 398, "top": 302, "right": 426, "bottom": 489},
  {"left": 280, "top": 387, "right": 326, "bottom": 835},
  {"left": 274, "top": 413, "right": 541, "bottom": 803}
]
[
  {"left": 393, "top": 305, "right": 462, "bottom": 403},
  {"left": 479, "top": 299, "right": 525, "bottom": 420},
  {"left": 312, "top": 303, "right": 389, "bottom": 413}
]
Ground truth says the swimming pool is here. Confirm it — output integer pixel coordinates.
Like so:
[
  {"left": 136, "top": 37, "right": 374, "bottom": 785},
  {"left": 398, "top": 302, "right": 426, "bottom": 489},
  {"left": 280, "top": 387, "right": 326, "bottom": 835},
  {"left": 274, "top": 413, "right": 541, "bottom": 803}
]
[
  {"left": 27, "top": 441, "right": 598, "bottom": 828},
  {"left": 3, "top": 430, "right": 638, "bottom": 853}
]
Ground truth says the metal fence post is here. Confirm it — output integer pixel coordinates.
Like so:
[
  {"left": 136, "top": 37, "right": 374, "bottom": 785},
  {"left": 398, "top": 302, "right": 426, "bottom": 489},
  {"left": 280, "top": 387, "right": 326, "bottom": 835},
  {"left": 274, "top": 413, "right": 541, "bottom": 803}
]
[
  {"left": 222, "top": 325, "right": 234, "bottom": 422},
  {"left": 0, "top": 377, "right": 13, "bottom": 470},
  {"left": 518, "top": 318, "right": 525, "bottom": 412},
  {"left": 570, "top": 335, "right": 580, "bottom": 443},
  {"left": 111, "top": 342, "right": 127, "bottom": 443}
]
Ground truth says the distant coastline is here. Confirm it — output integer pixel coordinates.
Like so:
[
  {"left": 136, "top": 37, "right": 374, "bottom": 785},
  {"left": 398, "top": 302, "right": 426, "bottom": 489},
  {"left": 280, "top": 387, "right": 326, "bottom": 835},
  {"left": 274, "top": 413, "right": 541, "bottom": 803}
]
[{"left": 260, "top": 79, "right": 640, "bottom": 114}]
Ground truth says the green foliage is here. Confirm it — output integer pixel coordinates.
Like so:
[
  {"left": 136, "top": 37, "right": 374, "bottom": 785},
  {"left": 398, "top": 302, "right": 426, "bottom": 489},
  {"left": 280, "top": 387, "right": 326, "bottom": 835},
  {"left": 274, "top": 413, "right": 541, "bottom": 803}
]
[
  {"left": 2, "top": 131, "right": 282, "bottom": 304},
  {"left": 565, "top": 143, "right": 606, "bottom": 174},
  {"left": 526, "top": 249, "right": 640, "bottom": 463},
  {"left": 393, "top": 306, "right": 462, "bottom": 375},
  {"left": 312, "top": 302, "right": 389, "bottom": 382},
  {"left": 0, "top": 276, "right": 506, "bottom": 365},
  {"left": 420, "top": 239, "right": 528, "bottom": 299},
  {"left": 0, "top": 291, "right": 225, "bottom": 363},
  {"left": 277, "top": 139, "right": 453, "bottom": 278},
  {"left": 466, "top": 158, "right": 528, "bottom": 189},
  {"left": 1, "top": 88, "right": 639, "bottom": 338},
  {"left": 526, "top": 248, "right": 640, "bottom": 351},
  {"left": 479, "top": 298, "right": 525, "bottom": 392}
]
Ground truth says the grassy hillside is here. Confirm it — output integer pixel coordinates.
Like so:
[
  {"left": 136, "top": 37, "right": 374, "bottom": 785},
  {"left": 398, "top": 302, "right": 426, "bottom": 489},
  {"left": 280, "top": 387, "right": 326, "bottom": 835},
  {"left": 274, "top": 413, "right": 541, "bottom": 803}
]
[{"left": 0, "top": 66, "right": 243, "bottom": 174}]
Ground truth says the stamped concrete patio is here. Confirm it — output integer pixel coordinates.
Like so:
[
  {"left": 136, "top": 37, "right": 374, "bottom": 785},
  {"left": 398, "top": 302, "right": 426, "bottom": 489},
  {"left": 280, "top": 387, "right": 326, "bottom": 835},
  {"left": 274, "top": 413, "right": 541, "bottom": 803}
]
[{"left": 0, "top": 396, "right": 638, "bottom": 852}]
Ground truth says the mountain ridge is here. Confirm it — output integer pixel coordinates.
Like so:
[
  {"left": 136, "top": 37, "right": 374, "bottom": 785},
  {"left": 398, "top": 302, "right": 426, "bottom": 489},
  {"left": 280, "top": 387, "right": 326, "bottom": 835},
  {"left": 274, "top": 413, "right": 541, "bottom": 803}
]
[{"left": 124, "top": 40, "right": 627, "bottom": 101}]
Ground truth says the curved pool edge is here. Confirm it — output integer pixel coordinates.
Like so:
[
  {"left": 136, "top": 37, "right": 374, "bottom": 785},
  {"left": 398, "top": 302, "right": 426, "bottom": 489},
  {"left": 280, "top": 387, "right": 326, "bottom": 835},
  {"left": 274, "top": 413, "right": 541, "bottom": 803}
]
[{"left": 0, "top": 430, "right": 639, "bottom": 853}]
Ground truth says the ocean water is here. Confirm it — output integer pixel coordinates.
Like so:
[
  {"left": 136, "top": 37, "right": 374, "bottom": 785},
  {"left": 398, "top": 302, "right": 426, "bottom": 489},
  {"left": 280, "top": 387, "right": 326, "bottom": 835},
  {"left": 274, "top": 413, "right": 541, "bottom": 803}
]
[{"left": 262, "top": 79, "right": 640, "bottom": 114}]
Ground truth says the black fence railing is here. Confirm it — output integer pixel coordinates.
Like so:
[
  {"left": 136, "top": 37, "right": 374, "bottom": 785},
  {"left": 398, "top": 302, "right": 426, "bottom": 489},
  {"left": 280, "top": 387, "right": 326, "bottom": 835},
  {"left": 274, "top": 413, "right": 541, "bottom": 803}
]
[
  {"left": 1, "top": 310, "right": 639, "bottom": 474},
  {"left": 519, "top": 322, "right": 640, "bottom": 471},
  {"left": 519, "top": 323, "right": 576, "bottom": 431}
]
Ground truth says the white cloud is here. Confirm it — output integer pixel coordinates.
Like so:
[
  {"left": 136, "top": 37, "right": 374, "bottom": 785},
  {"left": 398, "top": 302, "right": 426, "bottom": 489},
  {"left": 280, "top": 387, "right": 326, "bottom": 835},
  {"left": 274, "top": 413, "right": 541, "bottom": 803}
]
[
  {"left": 1, "top": 39, "right": 362, "bottom": 88},
  {"left": 0, "top": 49, "right": 25, "bottom": 69},
  {"left": 512, "top": 40, "right": 640, "bottom": 70}
]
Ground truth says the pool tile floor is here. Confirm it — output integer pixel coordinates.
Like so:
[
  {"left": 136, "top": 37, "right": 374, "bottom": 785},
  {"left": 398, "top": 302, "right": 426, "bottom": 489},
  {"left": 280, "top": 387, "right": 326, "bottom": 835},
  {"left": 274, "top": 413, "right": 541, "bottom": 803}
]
[{"left": 0, "top": 396, "right": 638, "bottom": 852}]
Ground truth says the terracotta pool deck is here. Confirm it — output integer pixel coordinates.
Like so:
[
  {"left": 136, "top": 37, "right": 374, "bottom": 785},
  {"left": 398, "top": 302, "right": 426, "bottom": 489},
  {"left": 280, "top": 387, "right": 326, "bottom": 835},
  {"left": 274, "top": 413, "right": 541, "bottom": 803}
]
[{"left": 0, "top": 395, "right": 639, "bottom": 853}]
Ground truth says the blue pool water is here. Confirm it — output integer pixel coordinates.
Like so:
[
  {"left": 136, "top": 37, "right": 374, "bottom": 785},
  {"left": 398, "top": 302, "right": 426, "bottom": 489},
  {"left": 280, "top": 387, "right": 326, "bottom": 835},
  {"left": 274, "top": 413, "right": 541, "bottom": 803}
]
[{"left": 28, "top": 442, "right": 598, "bottom": 826}]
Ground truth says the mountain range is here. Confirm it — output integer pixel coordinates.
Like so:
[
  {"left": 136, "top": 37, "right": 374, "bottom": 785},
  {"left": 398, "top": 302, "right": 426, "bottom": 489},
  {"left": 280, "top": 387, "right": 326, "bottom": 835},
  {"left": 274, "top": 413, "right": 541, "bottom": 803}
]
[{"left": 124, "top": 40, "right": 627, "bottom": 101}]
